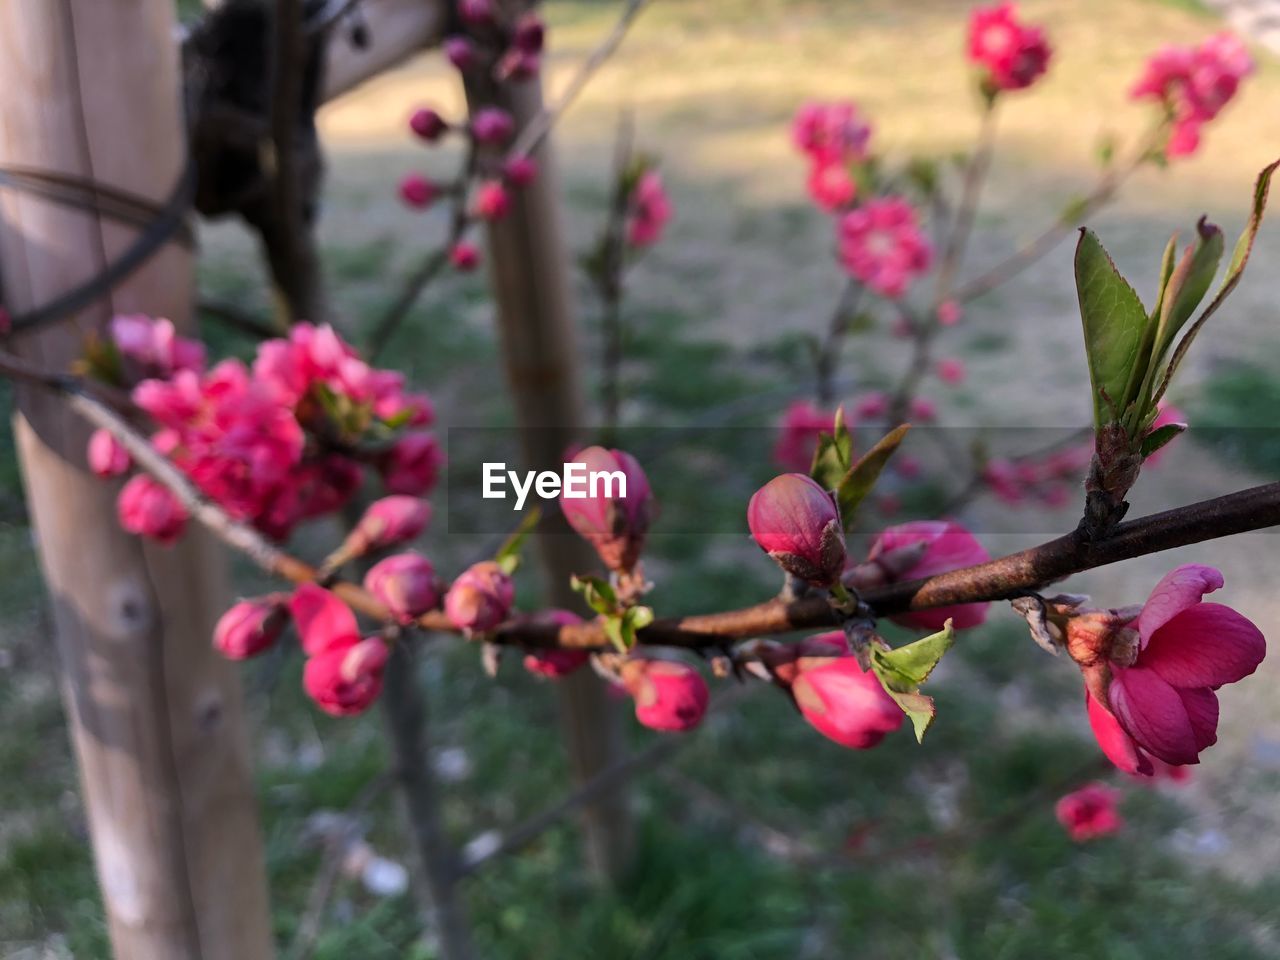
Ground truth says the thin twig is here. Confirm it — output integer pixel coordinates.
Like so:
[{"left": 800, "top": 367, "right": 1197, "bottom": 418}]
[{"left": 597, "top": 111, "right": 635, "bottom": 438}]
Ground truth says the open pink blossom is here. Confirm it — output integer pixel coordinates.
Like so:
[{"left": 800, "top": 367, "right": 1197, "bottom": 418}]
[
  {"left": 791, "top": 651, "right": 902, "bottom": 749},
  {"left": 364, "top": 553, "right": 439, "bottom": 624},
  {"left": 748, "top": 473, "right": 846, "bottom": 587},
  {"left": 117, "top": 474, "right": 188, "bottom": 545},
  {"left": 110, "top": 314, "right": 205, "bottom": 381},
  {"left": 444, "top": 560, "right": 514, "bottom": 634},
  {"left": 837, "top": 197, "right": 932, "bottom": 299},
  {"left": 522, "top": 610, "right": 590, "bottom": 679},
  {"left": 87, "top": 429, "right": 131, "bottom": 478},
  {"left": 967, "top": 2, "right": 1052, "bottom": 93},
  {"left": 1085, "top": 564, "right": 1265, "bottom": 774},
  {"left": 774, "top": 400, "right": 837, "bottom": 473},
  {"left": 867, "top": 520, "right": 990, "bottom": 630},
  {"left": 791, "top": 101, "right": 872, "bottom": 166},
  {"left": 1055, "top": 782, "right": 1123, "bottom": 842},
  {"left": 214, "top": 596, "right": 288, "bottom": 660},
  {"left": 620, "top": 659, "right": 709, "bottom": 732},
  {"left": 559, "top": 446, "right": 654, "bottom": 572},
  {"left": 626, "top": 170, "right": 673, "bottom": 248}
]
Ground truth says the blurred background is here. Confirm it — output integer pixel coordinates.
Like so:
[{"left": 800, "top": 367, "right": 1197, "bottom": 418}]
[{"left": 4, "top": 0, "right": 1280, "bottom": 956}]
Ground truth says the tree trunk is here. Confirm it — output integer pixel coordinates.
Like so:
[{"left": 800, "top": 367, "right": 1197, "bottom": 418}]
[
  {"left": 464, "top": 76, "right": 634, "bottom": 883},
  {"left": 0, "top": 2, "right": 274, "bottom": 958}
]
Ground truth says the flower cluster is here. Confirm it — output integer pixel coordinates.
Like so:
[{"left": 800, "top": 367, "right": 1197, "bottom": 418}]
[
  {"left": 89, "top": 317, "right": 440, "bottom": 545},
  {"left": 967, "top": 2, "right": 1052, "bottom": 94},
  {"left": 1131, "top": 32, "right": 1253, "bottom": 158},
  {"left": 838, "top": 197, "right": 933, "bottom": 299},
  {"left": 626, "top": 170, "right": 674, "bottom": 248},
  {"left": 792, "top": 101, "right": 872, "bottom": 211}
]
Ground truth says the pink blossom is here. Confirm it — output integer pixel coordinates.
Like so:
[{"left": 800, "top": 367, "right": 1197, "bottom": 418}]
[
  {"left": 791, "top": 101, "right": 872, "bottom": 166},
  {"left": 458, "top": 0, "right": 494, "bottom": 26},
  {"left": 747, "top": 473, "right": 846, "bottom": 587},
  {"left": 443, "top": 35, "right": 477, "bottom": 71},
  {"left": 967, "top": 2, "right": 1052, "bottom": 93},
  {"left": 626, "top": 170, "right": 673, "bottom": 248},
  {"left": 399, "top": 173, "right": 438, "bottom": 209},
  {"left": 110, "top": 314, "right": 205, "bottom": 381},
  {"left": 620, "top": 659, "right": 709, "bottom": 732},
  {"left": 473, "top": 180, "right": 511, "bottom": 221},
  {"left": 290, "top": 584, "right": 360, "bottom": 655},
  {"left": 449, "top": 242, "right": 481, "bottom": 271},
  {"left": 409, "top": 107, "right": 448, "bottom": 142},
  {"left": 365, "top": 553, "right": 439, "bottom": 624},
  {"left": 806, "top": 161, "right": 857, "bottom": 212},
  {"left": 559, "top": 446, "right": 654, "bottom": 572},
  {"left": 503, "top": 155, "right": 538, "bottom": 188},
  {"left": 774, "top": 400, "right": 837, "bottom": 473},
  {"left": 936, "top": 357, "right": 966, "bottom": 385},
  {"left": 117, "top": 474, "right": 187, "bottom": 545},
  {"left": 379, "top": 431, "right": 443, "bottom": 497},
  {"left": 1054, "top": 782, "right": 1123, "bottom": 841},
  {"left": 909, "top": 397, "right": 937, "bottom": 422},
  {"left": 522, "top": 610, "right": 590, "bottom": 679},
  {"left": 791, "top": 654, "right": 903, "bottom": 749},
  {"left": 304, "top": 637, "right": 390, "bottom": 716},
  {"left": 937, "top": 300, "right": 963, "bottom": 326},
  {"left": 852, "top": 391, "right": 889, "bottom": 421},
  {"left": 444, "top": 560, "right": 514, "bottom": 634},
  {"left": 470, "top": 107, "right": 514, "bottom": 145},
  {"left": 87, "top": 429, "right": 131, "bottom": 478},
  {"left": 867, "top": 520, "right": 991, "bottom": 630},
  {"left": 837, "top": 197, "right": 932, "bottom": 299},
  {"left": 213, "top": 596, "right": 288, "bottom": 660},
  {"left": 1086, "top": 564, "right": 1265, "bottom": 774},
  {"left": 350, "top": 496, "right": 431, "bottom": 554}
]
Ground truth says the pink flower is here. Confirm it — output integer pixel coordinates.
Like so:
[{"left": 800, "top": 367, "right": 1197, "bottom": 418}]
[
  {"left": 304, "top": 637, "right": 390, "bottom": 716},
  {"left": 409, "top": 107, "right": 448, "bottom": 142},
  {"left": 626, "top": 170, "right": 673, "bottom": 248},
  {"left": 936, "top": 357, "right": 966, "bottom": 385},
  {"left": 967, "top": 2, "right": 1052, "bottom": 93},
  {"left": 791, "top": 101, "right": 872, "bottom": 166},
  {"left": 458, "top": 0, "right": 494, "bottom": 26},
  {"left": 774, "top": 400, "right": 837, "bottom": 473},
  {"left": 867, "top": 520, "right": 991, "bottom": 631},
  {"left": 87, "top": 429, "right": 131, "bottom": 478},
  {"left": 365, "top": 553, "right": 439, "bottom": 624},
  {"left": 110, "top": 314, "right": 205, "bottom": 381},
  {"left": 349, "top": 496, "right": 431, "bottom": 554},
  {"left": 837, "top": 197, "right": 932, "bottom": 299},
  {"left": 620, "top": 659, "right": 709, "bottom": 732},
  {"left": 1054, "top": 782, "right": 1123, "bottom": 842},
  {"left": 473, "top": 180, "right": 511, "bottom": 221},
  {"left": 213, "top": 596, "right": 288, "bottom": 660},
  {"left": 444, "top": 560, "right": 514, "bottom": 634},
  {"left": 117, "top": 474, "right": 187, "bottom": 545},
  {"left": 449, "top": 242, "right": 481, "bottom": 271},
  {"left": 747, "top": 473, "right": 846, "bottom": 587},
  {"left": 399, "top": 173, "right": 438, "bottom": 209},
  {"left": 522, "top": 610, "right": 590, "bottom": 679},
  {"left": 791, "top": 654, "right": 903, "bottom": 749},
  {"left": 1085, "top": 564, "right": 1265, "bottom": 774},
  {"left": 559, "top": 446, "right": 654, "bottom": 572},
  {"left": 290, "top": 583, "right": 359, "bottom": 654},
  {"left": 443, "top": 35, "right": 477, "bottom": 71},
  {"left": 496, "top": 47, "right": 540, "bottom": 82},
  {"left": 512, "top": 12, "right": 545, "bottom": 54},
  {"left": 503, "top": 155, "right": 538, "bottom": 188},
  {"left": 852, "top": 391, "right": 889, "bottom": 420},
  {"left": 470, "top": 107, "right": 514, "bottom": 145},
  {"left": 806, "top": 161, "right": 857, "bottom": 212},
  {"left": 379, "top": 431, "right": 443, "bottom": 497},
  {"left": 909, "top": 397, "right": 937, "bottom": 422},
  {"left": 937, "top": 300, "right": 963, "bottom": 326}
]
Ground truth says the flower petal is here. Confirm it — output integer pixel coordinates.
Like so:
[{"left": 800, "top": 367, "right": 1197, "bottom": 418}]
[
  {"left": 1142, "top": 602, "right": 1265, "bottom": 688},
  {"left": 290, "top": 583, "right": 360, "bottom": 655},
  {"left": 1178, "top": 686, "right": 1219, "bottom": 753},
  {"left": 1109, "top": 667, "right": 1201, "bottom": 766},
  {"left": 1086, "top": 689, "right": 1153, "bottom": 776},
  {"left": 1137, "top": 564, "right": 1224, "bottom": 645}
]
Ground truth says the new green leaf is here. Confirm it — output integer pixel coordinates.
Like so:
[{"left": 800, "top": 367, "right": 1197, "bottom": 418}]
[
  {"left": 835, "top": 424, "right": 910, "bottom": 530},
  {"left": 870, "top": 621, "right": 955, "bottom": 743}
]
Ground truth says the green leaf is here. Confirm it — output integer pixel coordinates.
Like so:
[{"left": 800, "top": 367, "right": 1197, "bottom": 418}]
[
  {"left": 1153, "top": 219, "right": 1224, "bottom": 366},
  {"left": 495, "top": 508, "right": 541, "bottom": 575},
  {"left": 1074, "top": 229, "right": 1153, "bottom": 428},
  {"left": 1154, "top": 157, "right": 1280, "bottom": 406},
  {"left": 618, "top": 605, "right": 654, "bottom": 649},
  {"left": 1140, "top": 421, "right": 1185, "bottom": 460},
  {"left": 870, "top": 621, "right": 955, "bottom": 743},
  {"left": 809, "top": 406, "right": 854, "bottom": 491},
  {"left": 835, "top": 424, "right": 910, "bottom": 529},
  {"left": 570, "top": 574, "right": 618, "bottom": 618}
]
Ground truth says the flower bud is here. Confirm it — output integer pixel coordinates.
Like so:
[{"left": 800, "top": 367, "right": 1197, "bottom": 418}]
[
  {"left": 747, "top": 473, "right": 846, "bottom": 586},
  {"left": 512, "top": 13, "right": 545, "bottom": 54},
  {"left": 304, "top": 637, "right": 390, "bottom": 716},
  {"left": 472, "top": 180, "right": 511, "bottom": 221},
  {"left": 1054, "top": 782, "right": 1122, "bottom": 842},
  {"left": 559, "top": 446, "right": 654, "bottom": 572},
  {"left": 756, "top": 631, "right": 851, "bottom": 686},
  {"left": 87, "top": 428, "right": 131, "bottom": 478},
  {"left": 409, "top": 107, "right": 448, "bottom": 142},
  {"left": 937, "top": 299, "right": 962, "bottom": 326},
  {"left": 502, "top": 155, "right": 538, "bottom": 188},
  {"left": 444, "top": 560, "right": 514, "bottom": 634},
  {"left": 349, "top": 496, "right": 431, "bottom": 555},
  {"left": 936, "top": 357, "right": 966, "bottom": 385},
  {"left": 522, "top": 610, "right": 589, "bottom": 679},
  {"left": 443, "top": 35, "right": 477, "bottom": 71},
  {"left": 620, "top": 658, "right": 709, "bottom": 732},
  {"left": 399, "top": 173, "right": 438, "bottom": 209},
  {"left": 470, "top": 107, "right": 514, "bottom": 145},
  {"left": 117, "top": 474, "right": 187, "bottom": 545},
  {"left": 213, "top": 596, "right": 288, "bottom": 659},
  {"left": 379, "top": 431, "right": 443, "bottom": 497},
  {"left": 791, "top": 656, "right": 902, "bottom": 749},
  {"left": 364, "top": 552, "right": 439, "bottom": 624},
  {"left": 449, "top": 242, "right": 481, "bottom": 271},
  {"left": 458, "top": 0, "right": 494, "bottom": 26},
  {"left": 867, "top": 520, "right": 990, "bottom": 630}
]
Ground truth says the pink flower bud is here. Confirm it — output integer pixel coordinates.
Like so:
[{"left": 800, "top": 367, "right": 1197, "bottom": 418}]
[
  {"left": 937, "top": 299, "right": 962, "bottom": 326},
  {"left": 409, "top": 107, "right": 448, "bottom": 142},
  {"left": 87, "top": 428, "right": 131, "bottom": 478},
  {"left": 756, "top": 631, "right": 850, "bottom": 686},
  {"left": 364, "top": 552, "right": 439, "bottom": 624},
  {"left": 620, "top": 659, "right": 709, "bottom": 732},
  {"left": 866, "top": 520, "right": 991, "bottom": 631},
  {"left": 558, "top": 446, "right": 654, "bottom": 572},
  {"left": 399, "top": 173, "right": 438, "bottom": 209},
  {"left": 852, "top": 391, "right": 890, "bottom": 420},
  {"left": 512, "top": 13, "right": 545, "bottom": 54},
  {"left": 472, "top": 180, "right": 511, "bottom": 221},
  {"left": 503, "top": 155, "right": 539, "bottom": 188},
  {"left": 444, "top": 35, "right": 477, "bottom": 71},
  {"left": 1054, "top": 782, "right": 1122, "bottom": 842},
  {"left": 909, "top": 397, "right": 937, "bottom": 422},
  {"left": 449, "top": 242, "right": 481, "bottom": 271},
  {"left": 496, "top": 48, "right": 541, "bottom": 82},
  {"left": 470, "top": 107, "right": 514, "bottom": 145},
  {"left": 522, "top": 610, "right": 589, "bottom": 679},
  {"left": 304, "top": 636, "right": 390, "bottom": 716},
  {"left": 117, "top": 474, "right": 187, "bottom": 545},
  {"left": 290, "top": 583, "right": 360, "bottom": 655},
  {"left": 791, "top": 655, "right": 903, "bottom": 749},
  {"left": 213, "top": 596, "right": 288, "bottom": 659},
  {"left": 379, "top": 431, "right": 443, "bottom": 497},
  {"left": 458, "top": 0, "right": 494, "bottom": 26},
  {"left": 747, "top": 473, "right": 846, "bottom": 587},
  {"left": 936, "top": 357, "right": 966, "bottom": 385},
  {"left": 350, "top": 496, "right": 431, "bottom": 554},
  {"left": 444, "top": 560, "right": 514, "bottom": 634}
]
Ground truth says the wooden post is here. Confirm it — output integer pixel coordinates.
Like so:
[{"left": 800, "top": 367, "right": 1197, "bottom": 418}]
[
  {"left": 0, "top": 3, "right": 275, "bottom": 958},
  {"left": 465, "top": 76, "right": 634, "bottom": 882}
]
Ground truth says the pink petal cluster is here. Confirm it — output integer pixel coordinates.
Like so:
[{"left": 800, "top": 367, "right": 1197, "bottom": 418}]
[
  {"left": 291, "top": 584, "right": 389, "bottom": 716},
  {"left": 558, "top": 446, "right": 654, "bottom": 573},
  {"left": 982, "top": 442, "right": 1092, "bottom": 508},
  {"left": 866, "top": 520, "right": 990, "bottom": 630},
  {"left": 748, "top": 473, "right": 846, "bottom": 587},
  {"left": 521, "top": 610, "right": 590, "bottom": 679},
  {"left": 1054, "top": 782, "right": 1123, "bottom": 842},
  {"left": 109, "top": 314, "right": 205, "bottom": 382},
  {"left": 87, "top": 429, "right": 131, "bottom": 478},
  {"left": 620, "top": 658, "right": 709, "bottom": 732},
  {"left": 473, "top": 180, "right": 511, "bottom": 221},
  {"left": 213, "top": 596, "right": 288, "bottom": 660},
  {"left": 444, "top": 560, "right": 514, "bottom": 634},
  {"left": 626, "top": 170, "right": 673, "bottom": 248},
  {"left": 1131, "top": 32, "right": 1253, "bottom": 158},
  {"left": 1084, "top": 564, "right": 1265, "bottom": 775},
  {"left": 837, "top": 197, "right": 932, "bottom": 299},
  {"left": 117, "top": 474, "right": 188, "bottom": 546},
  {"left": 364, "top": 552, "right": 439, "bottom": 624},
  {"left": 792, "top": 101, "right": 872, "bottom": 212},
  {"left": 773, "top": 401, "right": 838, "bottom": 473},
  {"left": 378, "top": 431, "right": 444, "bottom": 497},
  {"left": 967, "top": 2, "right": 1052, "bottom": 93}
]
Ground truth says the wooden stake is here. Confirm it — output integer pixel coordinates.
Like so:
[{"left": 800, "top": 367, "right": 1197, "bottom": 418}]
[{"left": 0, "top": 2, "right": 274, "bottom": 957}]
